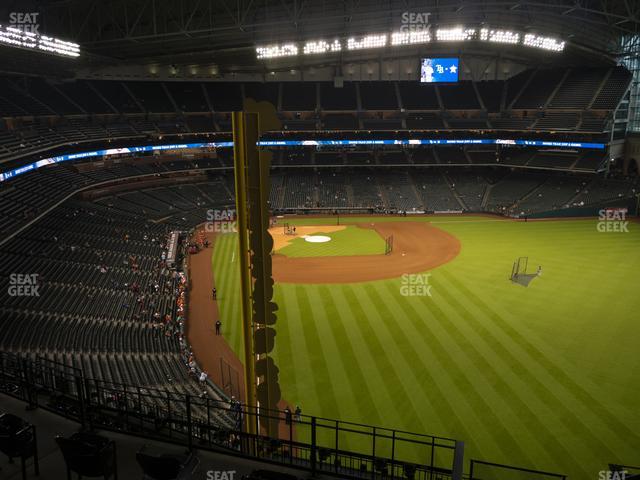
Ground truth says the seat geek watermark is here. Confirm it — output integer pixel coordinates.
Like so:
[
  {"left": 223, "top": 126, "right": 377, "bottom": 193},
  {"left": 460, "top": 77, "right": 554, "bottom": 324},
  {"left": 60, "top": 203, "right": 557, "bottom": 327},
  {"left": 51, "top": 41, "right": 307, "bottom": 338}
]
[
  {"left": 206, "top": 471, "right": 236, "bottom": 480},
  {"left": 400, "top": 12, "right": 431, "bottom": 32},
  {"left": 400, "top": 273, "right": 432, "bottom": 297},
  {"left": 8, "top": 274, "right": 40, "bottom": 297},
  {"left": 597, "top": 208, "right": 629, "bottom": 233},
  {"left": 599, "top": 470, "right": 627, "bottom": 480},
  {"left": 9, "top": 12, "right": 40, "bottom": 34},
  {"left": 205, "top": 209, "right": 237, "bottom": 233}
]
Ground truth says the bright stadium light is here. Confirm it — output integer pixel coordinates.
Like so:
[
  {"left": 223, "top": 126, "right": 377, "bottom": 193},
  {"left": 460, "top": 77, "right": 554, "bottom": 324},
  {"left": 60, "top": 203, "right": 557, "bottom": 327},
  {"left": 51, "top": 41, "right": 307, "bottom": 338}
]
[
  {"left": 256, "top": 43, "right": 298, "bottom": 59},
  {"left": 255, "top": 26, "right": 566, "bottom": 59},
  {"left": 303, "top": 39, "right": 341, "bottom": 54},
  {"left": 346, "top": 35, "right": 387, "bottom": 50},
  {"left": 436, "top": 27, "right": 476, "bottom": 42},
  {"left": 0, "top": 25, "right": 80, "bottom": 57},
  {"left": 480, "top": 28, "right": 520, "bottom": 44},
  {"left": 523, "top": 33, "right": 565, "bottom": 52},
  {"left": 391, "top": 30, "right": 431, "bottom": 46}
]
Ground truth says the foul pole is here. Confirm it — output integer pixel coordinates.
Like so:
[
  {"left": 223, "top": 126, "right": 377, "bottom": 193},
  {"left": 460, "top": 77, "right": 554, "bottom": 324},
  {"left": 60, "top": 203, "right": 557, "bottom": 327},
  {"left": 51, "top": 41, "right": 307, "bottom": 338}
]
[{"left": 232, "top": 111, "right": 257, "bottom": 434}]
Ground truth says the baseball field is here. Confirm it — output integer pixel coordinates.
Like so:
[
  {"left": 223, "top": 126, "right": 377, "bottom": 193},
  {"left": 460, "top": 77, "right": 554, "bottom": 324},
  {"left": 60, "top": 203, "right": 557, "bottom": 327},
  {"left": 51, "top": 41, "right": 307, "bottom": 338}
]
[{"left": 211, "top": 215, "right": 640, "bottom": 478}]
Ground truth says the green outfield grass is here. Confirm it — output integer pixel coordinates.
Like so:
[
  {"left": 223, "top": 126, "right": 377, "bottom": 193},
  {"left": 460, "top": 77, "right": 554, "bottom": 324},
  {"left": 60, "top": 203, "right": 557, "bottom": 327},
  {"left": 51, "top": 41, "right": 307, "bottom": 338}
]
[
  {"left": 276, "top": 224, "right": 386, "bottom": 257},
  {"left": 212, "top": 216, "right": 640, "bottom": 478}
]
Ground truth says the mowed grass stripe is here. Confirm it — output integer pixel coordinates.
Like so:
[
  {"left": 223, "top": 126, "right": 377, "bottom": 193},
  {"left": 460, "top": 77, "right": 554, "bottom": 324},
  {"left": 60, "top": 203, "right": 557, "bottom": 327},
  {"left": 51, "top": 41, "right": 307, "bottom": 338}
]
[
  {"left": 440, "top": 266, "right": 640, "bottom": 444},
  {"left": 292, "top": 285, "right": 341, "bottom": 419},
  {"left": 329, "top": 286, "right": 407, "bottom": 429},
  {"left": 271, "top": 287, "right": 299, "bottom": 405},
  {"left": 398, "top": 280, "right": 538, "bottom": 466},
  {"left": 438, "top": 270, "right": 624, "bottom": 472},
  {"left": 427, "top": 275, "right": 582, "bottom": 473},
  {"left": 316, "top": 285, "right": 384, "bottom": 426},
  {"left": 281, "top": 285, "right": 360, "bottom": 430},
  {"left": 338, "top": 287, "right": 431, "bottom": 435},
  {"left": 355, "top": 284, "right": 432, "bottom": 433},
  {"left": 361, "top": 281, "right": 505, "bottom": 460},
  {"left": 377, "top": 281, "right": 498, "bottom": 462}
]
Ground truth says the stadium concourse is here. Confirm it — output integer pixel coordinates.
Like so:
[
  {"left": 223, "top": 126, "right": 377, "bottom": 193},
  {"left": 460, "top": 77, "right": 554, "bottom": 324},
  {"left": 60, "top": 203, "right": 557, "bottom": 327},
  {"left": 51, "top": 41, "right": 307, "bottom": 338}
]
[{"left": 1, "top": 0, "right": 640, "bottom": 479}]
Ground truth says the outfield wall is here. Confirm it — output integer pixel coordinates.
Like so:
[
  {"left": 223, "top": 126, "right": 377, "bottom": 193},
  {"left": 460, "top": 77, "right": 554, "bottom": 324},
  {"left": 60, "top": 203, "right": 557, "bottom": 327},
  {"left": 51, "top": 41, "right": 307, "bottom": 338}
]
[{"left": 527, "top": 197, "right": 638, "bottom": 219}]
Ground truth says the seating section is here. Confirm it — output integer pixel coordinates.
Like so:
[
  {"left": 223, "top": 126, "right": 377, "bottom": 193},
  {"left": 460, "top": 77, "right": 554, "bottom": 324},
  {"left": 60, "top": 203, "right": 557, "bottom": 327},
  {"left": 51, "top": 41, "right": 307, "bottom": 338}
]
[
  {"left": 406, "top": 113, "right": 444, "bottom": 129},
  {"left": 485, "top": 173, "right": 547, "bottom": 212},
  {"left": 0, "top": 159, "right": 230, "bottom": 238},
  {"left": 446, "top": 118, "right": 488, "bottom": 129},
  {"left": 446, "top": 171, "right": 487, "bottom": 211},
  {"left": 534, "top": 113, "right": 579, "bottom": 130},
  {"left": 204, "top": 83, "right": 243, "bottom": 111},
  {"left": 398, "top": 83, "right": 439, "bottom": 110},
  {"left": 527, "top": 152, "right": 578, "bottom": 169},
  {"left": 513, "top": 69, "right": 565, "bottom": 109},
  {"left": 322, "top": 113, "right": 358, "bottom": 129},
  {"left": 549, "top": 69, "right": 607, "bottom": 109},
  {"left": 413, "top": 171, "right": 461, "bottom": 211},
  {"left": 476, "top": 81, "right": 503, "bottom": 112},
  {"left": 54, "top": 80, "right": 114, "bottom": 114},
  {"left": 570, "top": 178, "right": 638, "bottom": 206},
  {"left": 380, "top": 172, "right": 421, "bottom": 211},
  {"left": 361, "top": 118, "right": 403, "bottom": 130},
  {"left": 359, "top": 83, "right": 398, "bottom": 110},
  {"left": 267, "top": 166, "right": 632, "bottom": 214},
  {"left": 244, "top": 83, "right": 279, "bottom": 105},
  {"left": 0, "top": 67, "right": 629, "bottom": 164},
  {"left": 0, "top": 194, "right": 235, "bottom": 425},
  {"left": 439, "top": 83, "right": 480, "bottom": 110},
  {"left": 516, "top": 176, "right": 585, "bottom": 214},
  {"left": 319, "top": 82, "right": 357, "bottom": 110},
  {"left": 165, "top": 82, "right": 209, "bottom": 112},
  {"left": 8, "top": 74, "right": 625, "bottom": 117},
  {"left": 592, "top": 67, "right": 632, "bottom": 109},
  {"left": 281, "top": 83, "right": 316, "bottom": 111},
  {"left": 126, "top": 82, "right": 175, "bottom": 113}
]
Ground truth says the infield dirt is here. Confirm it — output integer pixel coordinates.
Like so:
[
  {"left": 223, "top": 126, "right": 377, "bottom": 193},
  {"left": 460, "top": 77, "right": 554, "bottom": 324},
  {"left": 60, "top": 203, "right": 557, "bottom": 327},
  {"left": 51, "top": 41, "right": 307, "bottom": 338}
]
[{"left": 271, "top": 221, "right": 461, "bottom": 283}]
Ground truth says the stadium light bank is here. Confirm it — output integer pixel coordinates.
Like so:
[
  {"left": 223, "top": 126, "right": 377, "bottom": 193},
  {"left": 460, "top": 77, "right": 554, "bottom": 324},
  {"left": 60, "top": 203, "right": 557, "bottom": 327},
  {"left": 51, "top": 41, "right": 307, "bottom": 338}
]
[
  {"left": 256, "top": 27, "right": 565, "bottom": 59},
  {"left": 0, "top": 24, "right": 80, "bottom": 58}
]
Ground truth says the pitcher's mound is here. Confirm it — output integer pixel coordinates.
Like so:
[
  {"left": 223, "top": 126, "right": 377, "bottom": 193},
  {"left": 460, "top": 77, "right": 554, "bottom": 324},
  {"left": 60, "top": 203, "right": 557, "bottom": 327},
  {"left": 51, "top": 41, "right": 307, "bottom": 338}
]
[{"left": 304, "top": 235, "right": 332, "bottom": 243}]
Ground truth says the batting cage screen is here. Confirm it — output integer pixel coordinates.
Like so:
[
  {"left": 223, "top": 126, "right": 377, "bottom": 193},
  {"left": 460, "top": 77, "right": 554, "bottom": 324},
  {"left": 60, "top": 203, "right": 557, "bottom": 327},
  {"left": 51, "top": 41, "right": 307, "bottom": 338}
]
[{"left": 511, "top": 256, "right": 529, "bottom": 280}]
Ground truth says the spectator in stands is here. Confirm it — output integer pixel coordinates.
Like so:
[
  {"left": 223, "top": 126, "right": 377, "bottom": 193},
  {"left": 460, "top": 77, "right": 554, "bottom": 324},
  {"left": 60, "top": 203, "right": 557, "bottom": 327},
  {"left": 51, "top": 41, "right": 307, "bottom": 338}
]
[
  {"left": 215, "top": 319, "right": 222, "bottom": 335},
  {"left": 199, "top": 371, "right": 208, "bottom": 385},
  {"left": 284, "top": 407, "right": 292, "bottom": 425}
]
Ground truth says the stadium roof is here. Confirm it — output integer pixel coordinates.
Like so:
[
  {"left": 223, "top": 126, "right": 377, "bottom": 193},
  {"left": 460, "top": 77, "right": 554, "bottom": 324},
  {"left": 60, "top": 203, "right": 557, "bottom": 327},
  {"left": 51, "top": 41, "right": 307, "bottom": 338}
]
[{"left": 1, "top": 0, "right": 639, "bottom": 75}]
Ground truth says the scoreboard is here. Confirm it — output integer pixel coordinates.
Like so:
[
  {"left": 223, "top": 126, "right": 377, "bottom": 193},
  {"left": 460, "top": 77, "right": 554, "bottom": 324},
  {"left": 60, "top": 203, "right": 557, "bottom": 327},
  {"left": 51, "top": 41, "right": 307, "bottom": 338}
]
[{"left": 420, "top": 57, "right": 459, "bottom": 83}]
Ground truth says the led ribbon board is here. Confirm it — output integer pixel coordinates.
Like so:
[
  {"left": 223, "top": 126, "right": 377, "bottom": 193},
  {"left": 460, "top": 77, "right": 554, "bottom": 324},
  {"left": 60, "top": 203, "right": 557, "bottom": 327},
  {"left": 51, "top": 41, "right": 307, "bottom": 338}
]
[{"left": 0, "top": 139, "right": 604, "bottom": 183}]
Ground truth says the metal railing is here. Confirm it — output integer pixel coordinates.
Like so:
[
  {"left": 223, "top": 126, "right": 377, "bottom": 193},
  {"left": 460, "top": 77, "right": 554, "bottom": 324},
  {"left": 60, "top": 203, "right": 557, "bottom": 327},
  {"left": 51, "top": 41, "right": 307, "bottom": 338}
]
[
  {"left": 0, "top": 351, "right": 459, "bottom": 480},
  {"left": 468, "top": 459, "right": 567, "bottom": 479}
]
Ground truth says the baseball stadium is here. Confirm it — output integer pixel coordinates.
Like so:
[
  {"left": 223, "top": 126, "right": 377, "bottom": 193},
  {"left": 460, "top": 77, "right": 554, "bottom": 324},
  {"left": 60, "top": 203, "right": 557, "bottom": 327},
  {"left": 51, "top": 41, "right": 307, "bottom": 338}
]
[{"left": 0, "top": 1, "right": 638, "bottom": 479}]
